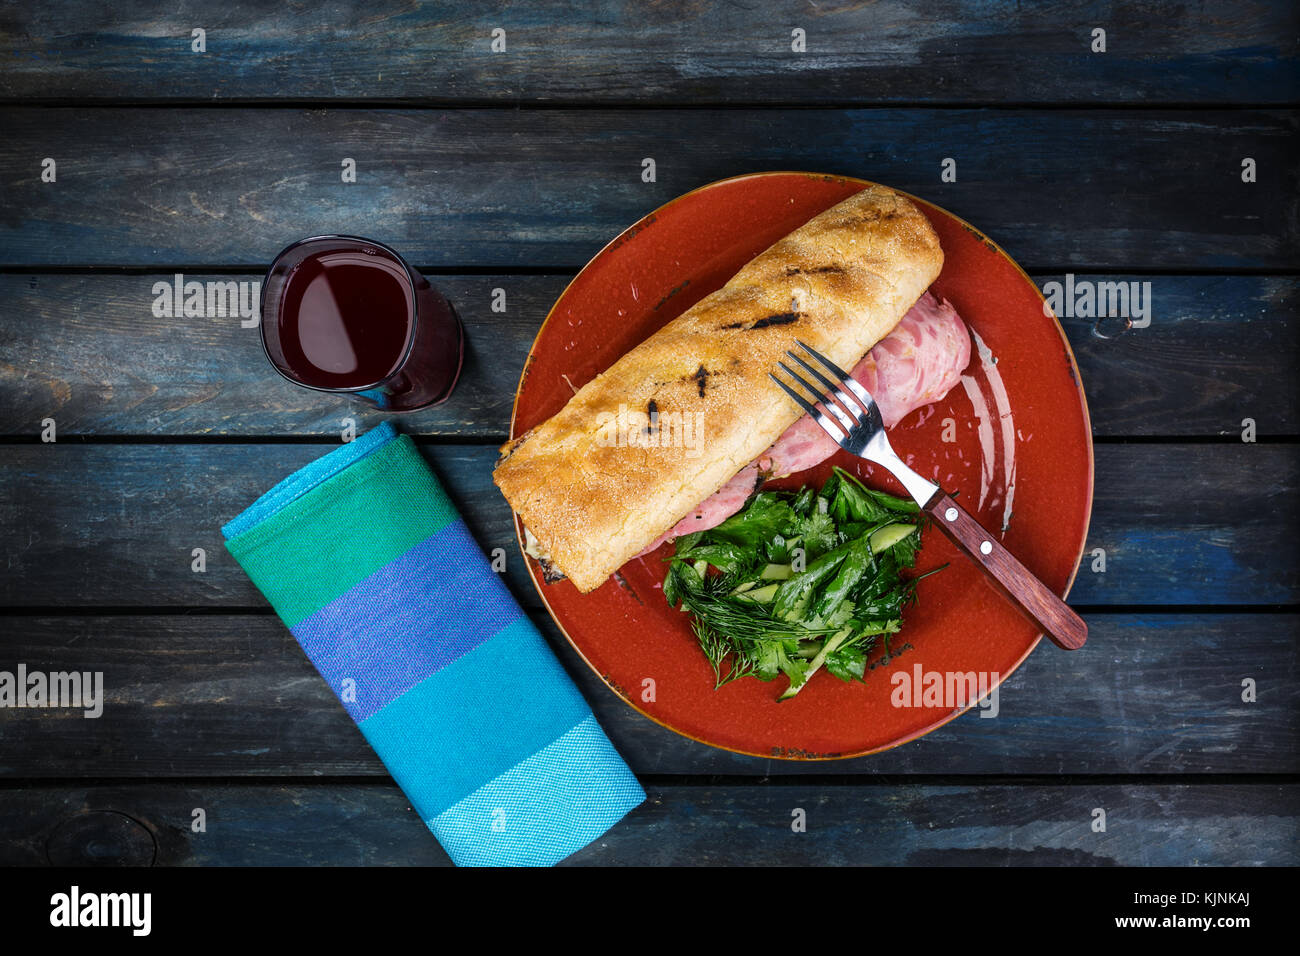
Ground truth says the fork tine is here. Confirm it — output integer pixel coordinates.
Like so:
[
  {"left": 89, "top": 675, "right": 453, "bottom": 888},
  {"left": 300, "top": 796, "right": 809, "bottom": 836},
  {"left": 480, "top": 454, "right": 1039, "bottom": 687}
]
[
  {"left": 768, "top": 371, "right": 818, "bottom": 417},
  {"left": 794, "top": 339, "right": 854, "bottom": 381},
  {"left": 795, "top": 339, "right": 882, "bottom": 416},
  {"left": 778, "top": 361, "right": 859, "bottom": 435},
  {"left": 768, "top": 372, "right": 848, "bottom": 443},
  {"left": 784, "top": 349, "right": 868, "bottom": 420}
]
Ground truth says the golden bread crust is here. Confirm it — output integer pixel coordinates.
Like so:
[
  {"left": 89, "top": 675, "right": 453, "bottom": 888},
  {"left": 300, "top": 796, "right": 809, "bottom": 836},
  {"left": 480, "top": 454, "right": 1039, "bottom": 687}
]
[{"left": 493, "top": 184, "right": 943, "bottom": 592}]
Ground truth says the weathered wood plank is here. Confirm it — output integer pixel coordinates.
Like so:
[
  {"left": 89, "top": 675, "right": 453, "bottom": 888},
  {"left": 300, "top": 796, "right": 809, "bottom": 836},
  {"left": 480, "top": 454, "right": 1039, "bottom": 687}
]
[
  {"left": 1059, "top": 275, "right": 1299, "bottom": 439},
  {"left": 0, "top": 274, "right": 541, "bottom": 439},
  {"left": 1, "top": 108, "right": 1294, "bottom": 269},
  {"left": 1, "top": 781, "right": 1294, "bottom": 866},
  {"left": 0, "top": 443, "right": 1292, "bottom": 607},
  {"left": 1, "top": 1, "right": 1295, "bottom": 105},
  {"left": 0, "top": 613, "right": 1293, "bottom": 777},
  {"left": 1, "top": 274, "right": 1294, "bottom": 439}
]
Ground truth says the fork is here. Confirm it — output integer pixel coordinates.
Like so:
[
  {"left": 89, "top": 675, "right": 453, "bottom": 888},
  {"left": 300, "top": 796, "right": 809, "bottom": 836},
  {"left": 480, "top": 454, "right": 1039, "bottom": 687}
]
[{"left": 771, "top": 340, "right": 1087, "bottom": 651}]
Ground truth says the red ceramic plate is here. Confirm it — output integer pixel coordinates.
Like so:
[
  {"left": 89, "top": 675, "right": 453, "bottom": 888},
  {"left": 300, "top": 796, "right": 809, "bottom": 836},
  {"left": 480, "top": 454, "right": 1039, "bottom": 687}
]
[{"left": 509, "top": 172, "right": 1093, "bottom": 759}]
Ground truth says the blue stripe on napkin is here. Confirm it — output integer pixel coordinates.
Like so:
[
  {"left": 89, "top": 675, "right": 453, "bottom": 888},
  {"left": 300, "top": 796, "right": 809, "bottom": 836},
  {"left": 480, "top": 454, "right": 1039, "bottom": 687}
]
[{"left": 292, "top": 520, "right": 520, "bottom": 722}]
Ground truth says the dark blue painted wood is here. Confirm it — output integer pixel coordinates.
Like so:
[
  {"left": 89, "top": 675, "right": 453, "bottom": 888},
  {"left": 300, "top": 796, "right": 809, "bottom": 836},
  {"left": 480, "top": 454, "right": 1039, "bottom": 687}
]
[
  {"left": 2, "top": 782, "right": 1294, "bottom": 865},
  {"left": 1, "top": 1, "right": 1295, "bottom": 105},
  {"left": 0, "top": 108, "right": 1294, "bottom": 269}
]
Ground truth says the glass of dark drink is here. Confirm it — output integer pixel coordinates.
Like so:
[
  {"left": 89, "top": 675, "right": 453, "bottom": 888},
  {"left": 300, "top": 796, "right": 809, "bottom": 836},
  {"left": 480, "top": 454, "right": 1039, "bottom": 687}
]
[{"left": 260, "top": 235, "right": 464, "bottom": 412}]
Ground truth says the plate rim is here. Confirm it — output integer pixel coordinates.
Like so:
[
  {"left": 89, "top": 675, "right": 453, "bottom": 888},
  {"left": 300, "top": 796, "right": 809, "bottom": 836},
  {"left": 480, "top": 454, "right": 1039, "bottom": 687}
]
[{"left": 504, "top": 170, "right": 1096, "bottom": 760}]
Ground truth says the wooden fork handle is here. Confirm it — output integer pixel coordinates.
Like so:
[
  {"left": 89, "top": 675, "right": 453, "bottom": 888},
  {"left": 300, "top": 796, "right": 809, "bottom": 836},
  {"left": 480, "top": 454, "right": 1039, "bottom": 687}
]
[{"left": 924, "top": 493, "right": 1087, "bottom": 650}]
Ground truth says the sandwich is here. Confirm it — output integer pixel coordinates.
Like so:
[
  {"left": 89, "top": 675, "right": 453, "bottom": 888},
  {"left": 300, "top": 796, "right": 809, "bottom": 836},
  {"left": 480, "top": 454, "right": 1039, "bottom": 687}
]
[
  {"left": 634, "top": 290, "right": 971, "bottom": 556},
  {"left": 494, "top": 184, "right": 949, "bottom": 593}
]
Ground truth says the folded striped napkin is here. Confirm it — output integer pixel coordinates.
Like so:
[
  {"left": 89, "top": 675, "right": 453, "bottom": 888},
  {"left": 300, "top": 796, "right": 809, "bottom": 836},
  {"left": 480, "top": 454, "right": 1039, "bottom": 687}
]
[{"left": 221, "top": 422, "right": 645, "bottom": 866}]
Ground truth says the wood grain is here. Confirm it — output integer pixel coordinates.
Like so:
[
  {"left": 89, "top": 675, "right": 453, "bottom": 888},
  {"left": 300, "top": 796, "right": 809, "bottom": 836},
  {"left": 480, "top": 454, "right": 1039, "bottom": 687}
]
[
  {"left": 0, "top": 443, "right": 1291, "bottom": 608},
  {"left": 1, "top": 1, "right": 1294, "bottom": 105},
  {"left": 0, "top": 613, "right": 1293, "bottom": 778},
  {"left": 1, "top": 108, "right": 1295, "bottom": 269},
  {"left": 1, "top": 273, "right": 1294, "bottom": 439},
  {"left": 1, "top": 781, "right": 1294, "bottom": 865}
]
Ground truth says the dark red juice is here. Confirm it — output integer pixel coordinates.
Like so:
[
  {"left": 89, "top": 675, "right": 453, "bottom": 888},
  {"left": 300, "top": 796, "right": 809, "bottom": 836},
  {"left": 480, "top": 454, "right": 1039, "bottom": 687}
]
[
  {"left": 262, "top": 236, "right": 464, "bottom": 411},
  {"left": 276, "top": 251, "right": 413, "bottom": 390}
]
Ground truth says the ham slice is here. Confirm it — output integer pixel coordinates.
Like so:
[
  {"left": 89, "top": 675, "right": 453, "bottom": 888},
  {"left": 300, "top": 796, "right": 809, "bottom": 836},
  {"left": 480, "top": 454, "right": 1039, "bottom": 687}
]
[{"left": 638, "top": 292, "right": 970, "bottom": 554}]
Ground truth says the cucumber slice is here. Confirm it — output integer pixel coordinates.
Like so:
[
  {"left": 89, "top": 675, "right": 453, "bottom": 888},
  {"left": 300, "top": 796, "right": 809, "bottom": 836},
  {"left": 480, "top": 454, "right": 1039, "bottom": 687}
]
[
  {"left": 867, "top": 522, "right": 917, "bottom": 554},
  {"left": 734, "top": 582, "right": 780, "bottom": 603}
]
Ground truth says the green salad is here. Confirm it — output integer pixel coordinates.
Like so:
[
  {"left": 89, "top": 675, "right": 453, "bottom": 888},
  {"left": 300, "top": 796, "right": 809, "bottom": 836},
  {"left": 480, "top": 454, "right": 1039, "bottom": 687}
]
[{"left": 662, "top": 467, "right": 940, "bottom": 701}]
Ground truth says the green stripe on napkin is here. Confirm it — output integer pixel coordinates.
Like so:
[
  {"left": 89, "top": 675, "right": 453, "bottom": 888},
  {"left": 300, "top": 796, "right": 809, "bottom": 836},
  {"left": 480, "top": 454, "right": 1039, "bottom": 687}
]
[{"left": 225, "top": 436, "right": 458, "bottom": 626}]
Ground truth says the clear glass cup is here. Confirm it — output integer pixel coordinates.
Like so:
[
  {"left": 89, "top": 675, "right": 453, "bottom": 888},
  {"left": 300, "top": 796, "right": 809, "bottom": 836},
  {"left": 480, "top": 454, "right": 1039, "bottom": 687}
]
[{"left": 261, "top": 235, "right": 464, "bottom": 412}]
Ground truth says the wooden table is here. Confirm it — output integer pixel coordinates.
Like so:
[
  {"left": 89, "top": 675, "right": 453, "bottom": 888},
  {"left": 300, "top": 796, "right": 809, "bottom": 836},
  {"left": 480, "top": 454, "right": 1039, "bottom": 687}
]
[{"left": 0, "top": 2, "right": 1296, "bottom": 866}]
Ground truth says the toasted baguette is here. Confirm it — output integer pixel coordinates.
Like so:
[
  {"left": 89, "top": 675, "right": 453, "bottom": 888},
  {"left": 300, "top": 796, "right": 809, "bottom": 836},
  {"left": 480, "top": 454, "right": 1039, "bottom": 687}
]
[{"left": 494, "top": 184, "right": 943, "bottom": 592}]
